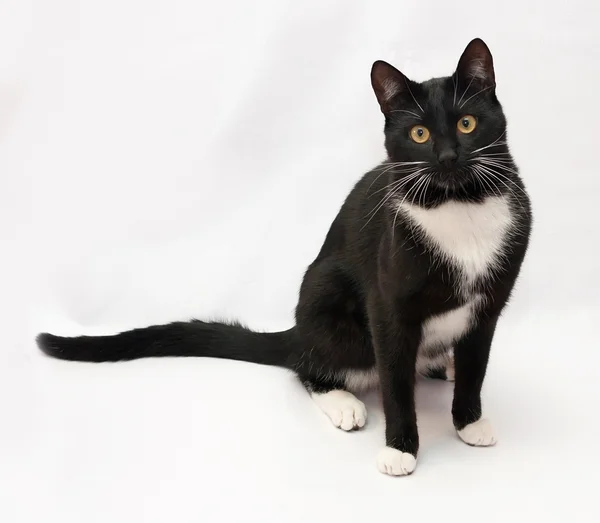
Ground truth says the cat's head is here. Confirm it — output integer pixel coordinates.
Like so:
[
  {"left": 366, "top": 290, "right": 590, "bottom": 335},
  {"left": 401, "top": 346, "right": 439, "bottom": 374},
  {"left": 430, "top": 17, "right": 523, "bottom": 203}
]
[{"left": 371, "top": 39, "right": 512, "bottom": 204}]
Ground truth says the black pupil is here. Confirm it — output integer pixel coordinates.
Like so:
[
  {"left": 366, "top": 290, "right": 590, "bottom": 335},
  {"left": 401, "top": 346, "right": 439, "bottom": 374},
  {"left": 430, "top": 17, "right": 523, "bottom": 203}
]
[
  {"left": 462, "top": 118, "right": 470, "bottom": 128},
  {"left": 417, "top": 128, "right": 424, "bottom": 137}
]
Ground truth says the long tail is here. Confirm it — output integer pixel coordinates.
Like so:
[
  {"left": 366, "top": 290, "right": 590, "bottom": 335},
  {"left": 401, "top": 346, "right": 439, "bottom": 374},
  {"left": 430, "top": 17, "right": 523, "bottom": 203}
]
[{"left": 36, "top": 320, "right": 296, "bottom": 368}]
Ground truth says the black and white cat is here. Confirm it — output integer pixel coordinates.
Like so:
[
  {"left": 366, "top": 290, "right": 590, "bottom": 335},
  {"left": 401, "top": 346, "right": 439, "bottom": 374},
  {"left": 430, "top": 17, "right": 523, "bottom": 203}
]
[{"left": 37, "top": 39, "right": 532, "bottom": 476}]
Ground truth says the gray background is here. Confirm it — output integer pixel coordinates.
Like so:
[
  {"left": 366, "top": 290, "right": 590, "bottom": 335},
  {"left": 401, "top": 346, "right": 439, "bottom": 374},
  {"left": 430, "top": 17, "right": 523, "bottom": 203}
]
[{"left": 3, "top": 0, "right": 599, "bottom": 521}]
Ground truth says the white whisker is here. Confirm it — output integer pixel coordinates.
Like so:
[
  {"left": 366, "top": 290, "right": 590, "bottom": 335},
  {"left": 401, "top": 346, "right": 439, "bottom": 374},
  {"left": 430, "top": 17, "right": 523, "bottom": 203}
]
[
  {"left": 369, "top": 169, "right": 426, "bottom": 198},
  {"left": 476, "top": 166, "right": 528, "bottom": 213},
  {"left": 471, "top": 165, "right": 501, "bottom": 198},
  {"left": 477, "top": 152, "right": 511, "bottom": 157},
  {"left": 456, "top": 75, "right": 475, "bottom": 107},
  {"left": 375, "top": 161, "right": 426, "bottom": 169},
  {"left": 397, "top": 173, "right": 426, "bottom": 209},
  {"left": 411, "top": 174, "right": 430, "bottom": 207},
  {"left": 475, "top": 163, "right": 529, "bottom": 202},
  {"left": 478, "top": 159, "right": 520, "bottom": 176},
  {"left": 459, "top": 85, "right": 494, "bottom": 108},
  {"left": 470, "top": 131, "right": 507, "bottom": 154},
  {"left": 389, "top": 109, "right": 422, "bottom": 118},
  {"left": 361, "top": 169, "right": 430, "bottom": 231},
  {"left": 368, "top": 164, "right": 423, "bottom": 192},
  {"left": 392, "top": 173, "right": 430, "bottom": 238},
  {"left": 453, "top": 72, "right": 459, "bottom": 106},
  {"left": 418, "top": 172, "right": 433, "bottom": 208},
  {"left": 470, "top": 158, "right": 514, "bottom": 169},
  {"left": 404, "top": 78, "right": 424, "bottom": 114},
  {"left": 476, "top": 165, "right": 515, "bottom": 196},
  {"left": 470, "top": 166, "right": 486, "bottom": 194}
]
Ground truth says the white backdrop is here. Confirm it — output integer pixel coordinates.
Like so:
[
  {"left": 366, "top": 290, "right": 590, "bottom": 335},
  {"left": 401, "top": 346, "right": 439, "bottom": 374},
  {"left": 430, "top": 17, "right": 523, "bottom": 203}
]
[{"left": 3, "top": 0, "right": 600, "bottom": 521}]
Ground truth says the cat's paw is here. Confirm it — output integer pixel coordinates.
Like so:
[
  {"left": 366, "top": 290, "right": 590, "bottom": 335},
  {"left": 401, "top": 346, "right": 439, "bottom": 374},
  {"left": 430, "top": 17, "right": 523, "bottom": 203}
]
[
  {"left": 376, "top": 447, "right": 417, "bottom": 476},
  {"left": 457, "top": 418, "right": 497, "bottom": 446},
  {"left": 311, "top": 390, "right": 367, "bottom": 431}
]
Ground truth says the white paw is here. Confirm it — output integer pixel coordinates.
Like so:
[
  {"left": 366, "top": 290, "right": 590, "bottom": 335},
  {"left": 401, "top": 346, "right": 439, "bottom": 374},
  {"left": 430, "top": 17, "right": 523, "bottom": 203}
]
[
  {"left": 457, "top": 418, "right": 497, "bottom": 446},
  {"left": 311, "top": 390, "right": 367, "bottom": 431},
  {"left": 376, "top": 447, "right": 417, "bottom": 476}
]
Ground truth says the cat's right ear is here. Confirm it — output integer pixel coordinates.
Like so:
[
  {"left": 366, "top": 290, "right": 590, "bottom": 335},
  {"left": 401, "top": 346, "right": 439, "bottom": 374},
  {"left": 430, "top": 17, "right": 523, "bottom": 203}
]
[
  {"left": 371, "top": 60, "right": 409, "bottom": 114},
  {"left": 455, "top": 38, "right": 496, "bottom": 90}
]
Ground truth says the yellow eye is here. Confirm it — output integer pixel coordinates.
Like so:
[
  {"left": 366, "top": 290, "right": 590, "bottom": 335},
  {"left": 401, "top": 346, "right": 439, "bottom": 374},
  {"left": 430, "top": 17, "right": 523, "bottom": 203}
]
[
  {"left": 457, "top": 115, "right": 477, "bottom": 134},
  {"left": 410, "top": 126, "right": 430, "bottom": 144}
]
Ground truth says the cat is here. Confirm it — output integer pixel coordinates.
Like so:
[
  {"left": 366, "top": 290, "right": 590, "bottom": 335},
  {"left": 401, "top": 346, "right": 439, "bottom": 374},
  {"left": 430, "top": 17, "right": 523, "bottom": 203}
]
[{"left": 37, "top": 38, "right": 532, "bottom": 476}]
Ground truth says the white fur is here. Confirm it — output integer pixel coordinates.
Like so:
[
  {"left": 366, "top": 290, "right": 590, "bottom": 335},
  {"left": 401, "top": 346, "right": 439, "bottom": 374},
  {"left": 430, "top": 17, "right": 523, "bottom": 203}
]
[
  {"left": 469, "top": 59, "right": 488, "bottom": 80},
  {"left": 377, "top": 447, "right": 417, "bottom": 476},
  {"left": 344, "top": 367, "right": 379, "bottom": 391},
  {"left": 311, "top": 390, "right": 367, "bottom": 431},
  {"left": 445, "top": 356, "right": 455, "bottom": 381},
  {"left": 416, "top": 296, "right": 482, "bottom": 378},
  {"left": 421, "top": 296, "right": 483, "bottom": 349},
  {"left": 382, "top": 78, "right": 400, "bottom": 101},
  {"left": 416, "top": 350, "right": 453, "bottom": 377},
  {"left": 399, "top": 196, "right": 513, "bottom": 290},
  {"left": 457, "top": 418, "right": 496, "bottom": 446}
]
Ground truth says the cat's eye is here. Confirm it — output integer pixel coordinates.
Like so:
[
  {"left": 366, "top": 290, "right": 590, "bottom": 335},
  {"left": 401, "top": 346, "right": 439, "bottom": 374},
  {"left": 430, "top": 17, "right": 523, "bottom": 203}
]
[
  {"left": 410, "top": 126, "right": 430, "bottom": 144},
  {"left": 457, "top": 115, "right": 477, "bottom": 134}
]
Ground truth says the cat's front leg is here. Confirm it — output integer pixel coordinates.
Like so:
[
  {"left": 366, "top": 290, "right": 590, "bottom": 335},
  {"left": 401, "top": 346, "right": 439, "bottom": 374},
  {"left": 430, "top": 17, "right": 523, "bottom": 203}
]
[
  {"left": 370, "top": 314, "right": 421, "bottom": 476},
  {"left": 452, "top": 316, "right": 499, "bottom": 446}
]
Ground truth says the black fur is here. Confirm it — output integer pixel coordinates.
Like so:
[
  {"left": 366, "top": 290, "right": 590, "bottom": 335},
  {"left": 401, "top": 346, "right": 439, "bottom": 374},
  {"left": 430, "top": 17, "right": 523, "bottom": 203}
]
[{"left": 37, "top": 39, "right": 531, "bottom": 470}]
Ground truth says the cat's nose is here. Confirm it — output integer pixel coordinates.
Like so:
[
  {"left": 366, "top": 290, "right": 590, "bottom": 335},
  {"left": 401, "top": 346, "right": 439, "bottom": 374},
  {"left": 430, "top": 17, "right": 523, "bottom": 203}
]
[{"left": 438, "top": 149, "right": 458, "bottom": 168}]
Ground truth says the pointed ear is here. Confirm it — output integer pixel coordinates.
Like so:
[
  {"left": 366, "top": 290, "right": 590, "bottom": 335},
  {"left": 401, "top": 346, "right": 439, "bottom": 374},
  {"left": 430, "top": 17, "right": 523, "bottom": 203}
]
[
  {"left": 455, "top": 38, "right": 495, "bottom": 89},
  {"left": 371, "top": 60, "right": 410, "bottom": 113}
]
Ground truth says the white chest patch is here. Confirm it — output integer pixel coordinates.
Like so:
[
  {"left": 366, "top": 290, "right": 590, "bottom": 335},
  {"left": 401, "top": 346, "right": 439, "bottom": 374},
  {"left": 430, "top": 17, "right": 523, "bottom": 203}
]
[{"left": 399, "top": 196, "right": 513, "bottom": 286}]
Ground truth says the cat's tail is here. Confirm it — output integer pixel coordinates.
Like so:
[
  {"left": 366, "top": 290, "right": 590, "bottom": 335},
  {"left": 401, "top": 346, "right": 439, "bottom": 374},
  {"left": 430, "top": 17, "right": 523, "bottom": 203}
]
[{"left": 36, "top": 320, "right": 296, "bottom": 368}]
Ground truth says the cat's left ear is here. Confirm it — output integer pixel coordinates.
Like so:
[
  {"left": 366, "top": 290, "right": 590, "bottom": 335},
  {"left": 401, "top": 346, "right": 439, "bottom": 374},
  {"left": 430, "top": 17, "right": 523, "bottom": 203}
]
[
  {"left": 455, "top": 38, "right": 496, "bottom": 90},
  {"left": 371, "top": 60, "right": 415, "bottom": 114}
]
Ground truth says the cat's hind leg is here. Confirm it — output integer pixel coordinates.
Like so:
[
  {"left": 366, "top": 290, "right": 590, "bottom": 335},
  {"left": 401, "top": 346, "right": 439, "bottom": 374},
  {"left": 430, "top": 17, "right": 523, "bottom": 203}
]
[{"left": 294, "top": 258, "right": 372, "bottom": 431}]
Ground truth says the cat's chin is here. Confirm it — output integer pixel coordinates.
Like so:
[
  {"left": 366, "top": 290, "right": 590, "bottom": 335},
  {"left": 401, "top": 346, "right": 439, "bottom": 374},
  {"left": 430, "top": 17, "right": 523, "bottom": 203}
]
[
  {"left": 429, "top": 172, "right": 471, "bottom": 191},
  {"left": 428, "top": 172, "right": 489, "bottom": 197},
  {"left": 421, "top": 178, "right": 489, "bottom": 206}
]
